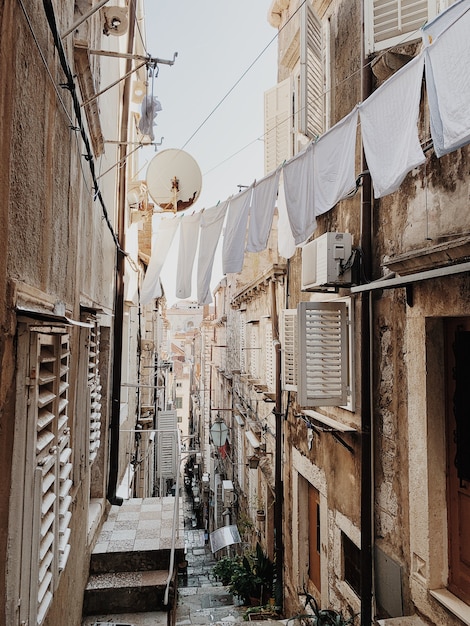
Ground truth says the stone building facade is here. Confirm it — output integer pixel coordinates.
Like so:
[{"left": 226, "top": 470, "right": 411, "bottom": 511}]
[
  {"left": 196, "top": 1, "right": 470, "bottom": 625},
  {"left": 0, "top": 1, "right": 161, "bottom": 624}
]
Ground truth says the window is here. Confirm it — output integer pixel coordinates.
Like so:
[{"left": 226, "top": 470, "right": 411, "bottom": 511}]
[
  {"left": 342, "top": 532, "right": 361, "bottom": 596},
  {"left": 299, "top": 2, "right": 324, "bottom": 139},
  {"left": 308, "top": 484, "right": 321, "bottom": 591},
  {"left": 264, "top": 4, "right": 325, "bottom": 173},
  {"left": 240, "top": 312, "right": 247, "bottom": 373},
  {"left": 175, "top": 396, "right": 183, "bottom": 409},
  {"left": 249, "top": 322, "right": 260, "bottom": 380},
  {"left": 297, "top": 300, "right": 349, "bottom": 407},
  {"left": 265, "top": 322, "right": 275, "bottom": 392},
  {"left": 364, "top": 0, "right": 437, "bottom": 54},
  {"left": 264, "top": 77, "right": 294, "bottom": 173},
  {"left": 87, "top": 318, "right": 102, "bottom": 465},
  {"left": 281, "top": 309, "right": 298, "bottom": 391}
]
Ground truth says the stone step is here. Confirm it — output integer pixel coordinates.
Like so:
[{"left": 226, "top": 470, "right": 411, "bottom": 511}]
[
  {"left": 83, "top": 569, "right": 175, "bottom": 616},
  {"left": 90, "top": 548, "right": 185, "bottom": 575}
]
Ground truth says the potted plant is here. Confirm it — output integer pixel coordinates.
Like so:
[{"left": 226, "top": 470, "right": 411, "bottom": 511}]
[
  {"left": 228, "top": 543, "right": 275, "bottom": 605},
  {"left": 212, "top": 554, "right": 242, "bottom": 585}
]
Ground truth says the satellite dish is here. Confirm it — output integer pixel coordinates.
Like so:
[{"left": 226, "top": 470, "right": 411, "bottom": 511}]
[{"left": 146, "top": 149, "right": 202, "bottom": 213}]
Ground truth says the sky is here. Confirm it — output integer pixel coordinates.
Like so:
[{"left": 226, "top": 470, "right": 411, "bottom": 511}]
[{"left": 140, "top": 0, "right": 278, "bottom": 304}]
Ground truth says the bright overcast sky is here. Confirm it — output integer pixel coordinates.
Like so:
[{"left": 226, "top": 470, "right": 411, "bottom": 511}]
[{"left": 140, "top": 0, "right": 278, "bottom": 303}]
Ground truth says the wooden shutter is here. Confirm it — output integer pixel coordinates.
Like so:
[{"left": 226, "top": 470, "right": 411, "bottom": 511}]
[
  {"left": 281, "top": 309, "right": 298, "bottom": 391},
  {"left": 265, "top": 323, "right": 274, "bottom": 392},
  {"left": 31, "top": 331, "right": 72, "bottom": 625},
  {"left": 88, "top": 321, "right": 102, "bottom": 464},
  {"left": 298, "top": 301, "right": 348, "bottom": 406},
  {"left": 264, "top": 77, "right": 294, "bottom": 174},
  {"left": 156, "top": 410, "right": 178, "bottom": 481},
  {"left": 300, "top": 3, "right": 323, "bottom": 139},
  {"left": 240, "top": 313, "right": 247, "bottom": 373},
  {"left": 365, "top": 0, "right": 435, "bottom": 53}
]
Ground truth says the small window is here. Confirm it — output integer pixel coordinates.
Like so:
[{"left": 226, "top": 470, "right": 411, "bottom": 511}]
[
  {"left": 342, "top": 532, "right": 361, "bottom": 596},
  {"left": 175, "top": 396, "right": 183, "bottom": 409},
  {"left": 364, "top": 0, "right": 436, "bottom": 54}
]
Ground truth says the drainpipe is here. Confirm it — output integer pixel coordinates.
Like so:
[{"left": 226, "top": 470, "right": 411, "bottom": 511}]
[
  {"left": 107, "top": 2, "right": 136, "bottom": 506},
  {"left": 360, "top": 29, "right": 374, "bottom": 626},
  {"left": 271, "top": 279, "right": 283, "bottom": 610}
]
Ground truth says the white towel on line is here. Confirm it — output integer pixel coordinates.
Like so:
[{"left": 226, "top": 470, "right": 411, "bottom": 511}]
[
  {"left": 277, "top": 177, "right": 296, "bottom": 259},
  {"left": 140, "top": 216, "right": 180, "bottom": 306},
  {"left": 282, "top": 143, "right": 316, "bottom": 245},
  {"left": 358, "top": 53, "right": 425, "bottom": 198},
  {"left": 222, "top": 186, "right": 253, "bottom": 274},
  {"left": 175, "top": 212, "right": 201, "bottom": 300},
  {"left": 423, "top": 3, "right": 470, "bottom": 157},
  {"left": 246, "top": 168, "right": 281, "bottom": 253},
  {"left": 197, "top": 200, "right": 229, "bottom": 305},
  {"left": 314, "top": 108, "right": 358, "bottom": 216}
]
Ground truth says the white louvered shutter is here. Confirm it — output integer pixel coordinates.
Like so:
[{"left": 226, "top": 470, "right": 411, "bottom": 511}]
[
  {"left": 265, "top": 323, "right": 274, "bottom": 392},
  {"left": 365, "top": 0, "right": 436, "bottom": 53},
  {"left": 297, "top": 301, "right": 348, "bottom": 406},
  {"left": 156, "top": 410, "right": 178, "bottom": 480},
  {"left": 88, "top": 321, "right": 102, "bottom": 464},
  {"left": 300, "top": 3, "right": 324, "bottom": 139},
  {"left": 32, "top": 331, "right": 72, "bottom": 625},
  {"left": 281, "top": 309, "right": 298, "bottom": 391},
  {"left": 264, "top": 77, "right": 294, "bottom": 174},
  {"left": 240, "top": 313, "right": 247, "bottom": 373},
  {"left": 249, "top": 323, "right": 259, "bottom": 380}
]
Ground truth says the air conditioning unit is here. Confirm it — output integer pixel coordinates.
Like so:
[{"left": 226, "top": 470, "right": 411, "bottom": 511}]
[
  {"left": 301, "top": 232, "right": 353, "bottom": 290},
  {"left": 222, "top": 480, "right": 234, "bottom": 506}
]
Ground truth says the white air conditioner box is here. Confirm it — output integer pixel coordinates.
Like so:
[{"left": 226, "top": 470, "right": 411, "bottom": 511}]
[
  {"left": 222, "top": 480, "right": 234, "bottom": 506},
  {"left": 301, "top": 232, "right": 352, "bottom": 290}
]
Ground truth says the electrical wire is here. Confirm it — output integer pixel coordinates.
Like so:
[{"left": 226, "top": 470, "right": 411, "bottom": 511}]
[
  {"left": 40, "top": 0, "right": 124, "bottom": 255},
  {"left": 180, "top": 0, "right": 309, "bottom": 153},
  {"left": 195, "top": 18, "right": 432, "bottom": 184}
]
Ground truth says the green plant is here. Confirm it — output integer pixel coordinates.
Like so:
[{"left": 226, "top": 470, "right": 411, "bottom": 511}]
[
  {"left": 212, "top": 543, "right": 275, "bottom": 605},
  {"left": 212, "top": 554, "right": 242, "bottom": 585},
  {"left": 228, "top": 543, "right": 275, "bottom": 605}
]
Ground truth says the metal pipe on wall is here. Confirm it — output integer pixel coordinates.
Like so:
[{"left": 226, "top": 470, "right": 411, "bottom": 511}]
[
  {"left": 360, "top": 35, "right": 374, "bottom": 625},
  {"left": 107, "top": 1, "right": 137, "bottom": 506},
  {"left": 271, "top": 279, "right": 284, "bottom": 610}
]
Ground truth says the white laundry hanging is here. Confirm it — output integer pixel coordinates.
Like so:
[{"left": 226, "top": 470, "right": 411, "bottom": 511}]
[
  {"left": 175, "top": 212, "right": 201, "bottom": 300},
  {"left": 197, "top": 200, "right": 229, "bottom": 305},
  {"left": 277, "top": 176, "right": 296, "bottom": 260},
  {"left": 358, "top": 52, "right": 425, "bottom": 198},
  {"left": 314, "top": 108, "right": 358, "bottom": 216},
  {"left": 246, "top": 168, "right": 281, "bottom": 253},
  {"left": 222, "top": 186, "right": 253, "bottom": 274},
  {"left": 140, "top": 216, "right": 180, "bottom": 306},
  {"left": 423, "top": 1, "right": 470, "bottom": 157},
  {"left": 282, "top": 143, "right": 316, "bottom": 245}
]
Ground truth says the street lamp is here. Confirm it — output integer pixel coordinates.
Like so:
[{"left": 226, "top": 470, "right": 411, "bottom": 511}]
[{"left": 210, "top": 416, "right": 229, "bottom": 447}]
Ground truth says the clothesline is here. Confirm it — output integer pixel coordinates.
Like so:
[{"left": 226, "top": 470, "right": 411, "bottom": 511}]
[{"left": 141, "top": 0, "right": 470, "bottom": 307}]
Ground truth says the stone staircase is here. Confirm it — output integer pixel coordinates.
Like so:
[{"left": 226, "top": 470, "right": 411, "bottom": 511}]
[{"left": 82, "top": 498, "right": 185, "bottom": 620}]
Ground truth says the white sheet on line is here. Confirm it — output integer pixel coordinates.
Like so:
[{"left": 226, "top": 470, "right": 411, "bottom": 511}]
[
  {"left": 197, "top": 200, "right": 229, "bottom": 305},
  {"left": 140, "top": 216, "right": 180, "bottom": 306},
  {"left": 282, "top": 143, "right": 316, "bottom": 245},
  {"left": 246, "top": 168, "right": 281, "bottom": 253},
  {"left": 358, "top": 53, "right": 425, "bottom": 198},
  {"left": 222, "top": 186, "right": 253, "bottom": 274},
  {"left": 175, "top": 212, "right": 201, "bottom": 300}
]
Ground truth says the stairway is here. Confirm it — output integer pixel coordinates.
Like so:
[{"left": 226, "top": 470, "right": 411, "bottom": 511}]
[{"left": 82, "top": 497, "right": 185, "bottom": 619}]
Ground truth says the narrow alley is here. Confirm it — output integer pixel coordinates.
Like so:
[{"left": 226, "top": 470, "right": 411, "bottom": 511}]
[{"left": 81, "top": 487, "right": 276, "bottom": 626}]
